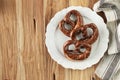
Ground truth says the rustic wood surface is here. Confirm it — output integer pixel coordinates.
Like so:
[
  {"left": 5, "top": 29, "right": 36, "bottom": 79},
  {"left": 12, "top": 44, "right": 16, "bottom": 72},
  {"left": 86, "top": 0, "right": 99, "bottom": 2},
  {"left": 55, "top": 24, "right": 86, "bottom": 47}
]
[{"left": 0, "top": 0, "right": 101, "bottom": 80}]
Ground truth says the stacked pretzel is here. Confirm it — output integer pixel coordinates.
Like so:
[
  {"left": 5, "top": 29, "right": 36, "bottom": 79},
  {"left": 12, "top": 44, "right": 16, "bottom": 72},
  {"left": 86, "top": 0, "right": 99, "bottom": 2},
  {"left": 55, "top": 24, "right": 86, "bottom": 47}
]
[{"left": 59, "top": 10, "right": 99, "bottom": 61}]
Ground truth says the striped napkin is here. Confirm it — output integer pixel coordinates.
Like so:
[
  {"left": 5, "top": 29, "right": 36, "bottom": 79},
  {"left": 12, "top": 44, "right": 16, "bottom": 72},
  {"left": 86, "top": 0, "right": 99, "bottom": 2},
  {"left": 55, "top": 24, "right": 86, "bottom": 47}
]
[{"left": 93, "top": 0, "right": 120, "bottom": 80}]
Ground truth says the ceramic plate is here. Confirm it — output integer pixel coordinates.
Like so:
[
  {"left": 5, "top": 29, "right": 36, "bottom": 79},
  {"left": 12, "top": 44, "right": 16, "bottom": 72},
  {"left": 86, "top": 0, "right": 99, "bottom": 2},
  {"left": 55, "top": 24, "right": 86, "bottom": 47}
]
[{"left": 45, "top": 6, "right": 109, "bottom": 70}]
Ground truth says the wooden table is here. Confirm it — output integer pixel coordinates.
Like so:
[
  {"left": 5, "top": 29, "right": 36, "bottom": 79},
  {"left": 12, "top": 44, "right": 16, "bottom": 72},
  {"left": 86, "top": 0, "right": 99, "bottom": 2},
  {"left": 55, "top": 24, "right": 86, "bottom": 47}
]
[{"left": 0, "top": 0, "right": 101, "bottom": 80}]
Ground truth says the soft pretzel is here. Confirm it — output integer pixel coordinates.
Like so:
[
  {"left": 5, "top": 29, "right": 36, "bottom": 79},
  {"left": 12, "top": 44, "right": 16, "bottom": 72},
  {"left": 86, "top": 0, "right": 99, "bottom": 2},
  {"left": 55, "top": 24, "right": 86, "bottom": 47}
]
[
  {"left": 63, "top": 40, "right": 91, "bottom": 60},
  {"left": 64, "top": 10, "right": 83, "bottom": 27},
  {"left": 59, "top": 10, "right": 83, "bottom": 37},
  {"left": 58, "top": 10, "right": 99, "bottom": 61},
  {"left": 70, "top": 23, "right": 99, "bottom": 44}
]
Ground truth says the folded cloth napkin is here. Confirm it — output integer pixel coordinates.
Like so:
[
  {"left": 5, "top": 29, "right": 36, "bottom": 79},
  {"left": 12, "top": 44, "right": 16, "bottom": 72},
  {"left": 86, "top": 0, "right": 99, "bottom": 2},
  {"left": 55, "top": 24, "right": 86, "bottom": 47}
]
[
  {"left": 93, "top": 0, "right": 120, "bottom": 80},
  {"left": 93, "top": 0, "right": 120, "bottom": 55},
  {"left": 117, "top": 24, "right": 120, "bottom": 43}
]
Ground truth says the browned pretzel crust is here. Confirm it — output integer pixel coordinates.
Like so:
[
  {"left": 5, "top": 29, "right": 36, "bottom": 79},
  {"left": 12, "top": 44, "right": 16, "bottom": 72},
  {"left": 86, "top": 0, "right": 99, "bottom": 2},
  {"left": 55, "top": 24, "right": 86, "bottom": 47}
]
[
  {"left": 70, "top": 23, "right": 99, "bottom": 44},
  {"left": 63, "top": 40, "right": 91, "bottom": 60},
  {"left": 59, "top": 10, "right": 83, "bottom": 37}
]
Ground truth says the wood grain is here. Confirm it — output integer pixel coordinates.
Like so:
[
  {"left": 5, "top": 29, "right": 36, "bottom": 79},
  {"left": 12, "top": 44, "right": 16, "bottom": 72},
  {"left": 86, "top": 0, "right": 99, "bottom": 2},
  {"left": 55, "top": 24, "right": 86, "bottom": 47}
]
[{"left": 0, "top": 0, "right": 101, "bottom": 80}]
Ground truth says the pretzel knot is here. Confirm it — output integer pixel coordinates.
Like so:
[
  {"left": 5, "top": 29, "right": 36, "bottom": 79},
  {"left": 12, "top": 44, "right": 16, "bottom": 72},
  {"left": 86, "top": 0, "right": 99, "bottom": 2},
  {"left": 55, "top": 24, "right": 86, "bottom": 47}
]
[
  {"left": 59, "top": 10, "right": 99, "bottom": 60},
  {"left": 59, "top": 10, "right": 83, "bottom": 37},
  {"left": 63, "top": 40, "right": 91, "bottom": 60}
]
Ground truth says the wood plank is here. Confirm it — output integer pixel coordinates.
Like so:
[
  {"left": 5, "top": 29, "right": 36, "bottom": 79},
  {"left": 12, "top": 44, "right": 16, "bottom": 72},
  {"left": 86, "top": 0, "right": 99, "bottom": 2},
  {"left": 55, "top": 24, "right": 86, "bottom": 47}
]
[
  {"left": 33, "top": 0, "right": 47, "bottom": 80},
  {"left": 69, "top": 0, "right": 98, "bottom": 8},
  {"left": 0, "top": 0, "right": 17, "bottom": 80}
]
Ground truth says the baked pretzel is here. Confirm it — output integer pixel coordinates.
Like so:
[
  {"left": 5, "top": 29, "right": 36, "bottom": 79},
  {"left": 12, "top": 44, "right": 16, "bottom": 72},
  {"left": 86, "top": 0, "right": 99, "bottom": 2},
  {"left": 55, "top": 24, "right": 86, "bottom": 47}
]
[
  {"left": 58, "top": 10, "right": 99, "bottom": 61},
  {"left": 63, "top": 40, "right": 91, "bottom": 60},
  {"left": 64, "top": 10, "right": 83, "bottom": 27},
  {"left": 70, "top": 23, "right": 99, "bottom": 44},
  {"left": 59, "top": 10, "right": 83, "bottom": 37}
]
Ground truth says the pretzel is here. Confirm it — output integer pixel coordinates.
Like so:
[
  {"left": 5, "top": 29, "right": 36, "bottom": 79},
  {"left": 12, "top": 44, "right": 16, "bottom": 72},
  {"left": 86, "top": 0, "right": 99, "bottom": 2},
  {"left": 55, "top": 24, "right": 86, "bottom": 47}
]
[
  {"left": 63, "top": 40, "right": 91, "bottom": 60},
  {"left": 58, "top": 10, "right": 99, "bottom": 61},
  {"left": 59, "top": 10, "right": 83, "bottom": 37},
  {"left": 70, "top": 23, "right": 99, "bottom": 44}
]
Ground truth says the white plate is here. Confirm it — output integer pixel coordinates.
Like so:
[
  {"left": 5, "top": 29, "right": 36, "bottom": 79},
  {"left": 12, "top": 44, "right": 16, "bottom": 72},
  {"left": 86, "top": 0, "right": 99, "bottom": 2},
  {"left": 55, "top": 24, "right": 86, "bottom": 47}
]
[{"left": 45, "top": 6, "right": 109, "bottom": 70}]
